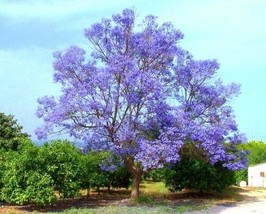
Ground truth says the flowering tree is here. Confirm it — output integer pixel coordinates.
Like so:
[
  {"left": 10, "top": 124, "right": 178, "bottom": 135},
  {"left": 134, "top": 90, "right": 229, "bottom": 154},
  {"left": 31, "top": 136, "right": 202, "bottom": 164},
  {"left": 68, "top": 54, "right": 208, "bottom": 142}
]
[{"left": 36, "top": 9, "right": 247, "bottom": 198}]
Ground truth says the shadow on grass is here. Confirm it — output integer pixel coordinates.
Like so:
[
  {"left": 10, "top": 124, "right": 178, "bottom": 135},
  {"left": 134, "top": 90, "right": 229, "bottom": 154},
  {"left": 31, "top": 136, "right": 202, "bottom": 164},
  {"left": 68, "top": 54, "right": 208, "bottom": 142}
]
[
  {"left": 166, "top": 187, "right": 261, "bottom": 209},
  {"left": 3, "top": 190, "right": 131, "bottom": 213},
  {"left": 1, "top": 186, "right": 261, "bottom": 213}
]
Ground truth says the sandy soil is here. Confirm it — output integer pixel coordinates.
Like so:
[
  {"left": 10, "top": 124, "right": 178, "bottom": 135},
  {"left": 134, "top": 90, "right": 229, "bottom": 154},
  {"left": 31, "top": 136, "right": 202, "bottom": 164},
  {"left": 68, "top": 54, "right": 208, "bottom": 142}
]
[{"left": 219, "top": 188, "right": 266, "bottom": 214}]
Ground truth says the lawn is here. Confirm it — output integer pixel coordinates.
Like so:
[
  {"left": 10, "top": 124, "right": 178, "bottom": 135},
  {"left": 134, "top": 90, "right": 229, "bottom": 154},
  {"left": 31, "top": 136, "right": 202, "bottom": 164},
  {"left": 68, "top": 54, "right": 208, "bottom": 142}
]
[{"left": 0, "top": 181, "right": 247, "bottom": 214}]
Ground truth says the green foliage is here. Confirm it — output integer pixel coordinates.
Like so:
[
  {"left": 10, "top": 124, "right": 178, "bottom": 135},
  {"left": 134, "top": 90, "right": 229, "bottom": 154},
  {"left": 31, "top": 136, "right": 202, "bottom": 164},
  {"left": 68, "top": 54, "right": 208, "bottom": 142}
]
[
  {"left": 24, "top": 171, "right": 56, "bottom": 205},
  {"left": 237, "top": 141, "right": 266, "bottom": 165},
  {"left": 234, "top": 141, "right": 266, "bottom": 183},
  {"left": 0, "top": 112, "right": 29, "bottom": 151},
  {"left": 0, "top": 139, "right": 131, "bottom": 205},
  {"left": 234, "top": 169, "right": 248, "bottom": 184},
  {"left": 0, "top": 140, "right": 82, "bottom": 204},
  {"left": 133, "top": 195, "right": 155, "bottom": 204},
  {"left": 144, "top": 168, "right": 165, "bottom": 182},
  {"left": 81, "top": 152, "right": 131, "bottom": 192},
  {"left": 107, "top": 165, "right": 131, "bottom": 189},
  {"left": 81, "top": 151, "right": 110, "bottom": 191},
  {"left": 165, "top": 143, "right": 235, "bottom": 193},
  {"left": 0, "top": 140, "right": 56, "bottom": 204},
  {"left": 0, "top": 149, "right": 8, "bottom": 191},
  {"left": 39, "top": 140, "right": 83, "bottom": 198}
]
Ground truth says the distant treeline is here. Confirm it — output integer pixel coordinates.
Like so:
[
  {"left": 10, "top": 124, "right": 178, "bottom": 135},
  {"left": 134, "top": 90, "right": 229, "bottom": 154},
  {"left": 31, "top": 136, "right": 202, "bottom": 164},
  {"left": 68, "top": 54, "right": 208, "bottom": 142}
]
[{"left": 235, "top": 140, "right": 266, "bottom": 184}]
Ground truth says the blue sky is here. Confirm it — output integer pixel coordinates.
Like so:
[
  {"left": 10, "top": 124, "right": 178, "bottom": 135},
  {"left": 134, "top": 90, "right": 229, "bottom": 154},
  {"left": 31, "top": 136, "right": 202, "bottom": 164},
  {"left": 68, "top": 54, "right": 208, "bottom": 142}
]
[{"left": 0, "top": 0, "right": 265, "bottom": 142}]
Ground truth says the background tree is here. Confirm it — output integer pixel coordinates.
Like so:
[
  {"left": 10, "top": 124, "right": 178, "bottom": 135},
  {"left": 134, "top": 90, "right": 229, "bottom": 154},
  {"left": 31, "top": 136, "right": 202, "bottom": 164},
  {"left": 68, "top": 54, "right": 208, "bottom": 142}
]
[
  {"left": 239, "top": 141, "right": 266, "bottom": 165},
  {"left": 235, "top": 141, "right": 266, "bottom": 183},
  {"left": 0, "top": 112, "right": 29, "bottom": 150},
  {"left": 144, "top": 168, "right": 165, "bottom": 182},
  {"left": 36, "top": 9, "right": 247, "bottom": 198}
]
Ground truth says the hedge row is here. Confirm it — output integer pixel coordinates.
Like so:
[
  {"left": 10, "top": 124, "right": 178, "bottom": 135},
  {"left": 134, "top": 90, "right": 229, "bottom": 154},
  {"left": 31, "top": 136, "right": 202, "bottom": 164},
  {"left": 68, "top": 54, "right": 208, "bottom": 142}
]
[{"left": 0, "top": 139, "right": 131, "bottom": 205}]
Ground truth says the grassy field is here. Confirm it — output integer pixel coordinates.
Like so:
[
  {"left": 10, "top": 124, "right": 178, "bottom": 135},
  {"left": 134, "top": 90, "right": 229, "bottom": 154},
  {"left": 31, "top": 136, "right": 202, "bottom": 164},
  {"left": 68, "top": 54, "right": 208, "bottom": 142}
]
[
  {"left": 0, "top": 181, "right": 248, "bottom": 214},
  {"left": 52, "top": 205, "right": 209, "bottom": 214}
]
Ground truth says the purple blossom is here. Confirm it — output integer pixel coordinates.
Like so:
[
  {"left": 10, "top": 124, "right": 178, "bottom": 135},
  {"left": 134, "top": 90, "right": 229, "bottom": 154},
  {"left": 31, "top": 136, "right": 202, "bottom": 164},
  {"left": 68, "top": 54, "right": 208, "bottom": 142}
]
[{"left": 36, "top": 9, "right": 248, "bottom": 181}]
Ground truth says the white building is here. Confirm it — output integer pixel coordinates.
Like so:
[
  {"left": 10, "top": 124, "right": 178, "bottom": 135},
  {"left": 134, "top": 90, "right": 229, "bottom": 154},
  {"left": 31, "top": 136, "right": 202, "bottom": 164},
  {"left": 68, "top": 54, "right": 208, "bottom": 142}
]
[{"left": 248, "top": 162, "right": 266, "bottom": 187}]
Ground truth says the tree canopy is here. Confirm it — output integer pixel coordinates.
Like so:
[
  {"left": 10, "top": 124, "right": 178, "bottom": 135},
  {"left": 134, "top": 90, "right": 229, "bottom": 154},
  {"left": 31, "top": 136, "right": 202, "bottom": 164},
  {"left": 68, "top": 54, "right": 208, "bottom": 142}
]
[
  {"left": 36, "top": 9, "right": 247, "bottom": 198},
  {"left": 234, "top": 141, "right": 266, "bottom": 183},
  {"left": 238, "top": 141, "right": 266, "bottom": 165}
]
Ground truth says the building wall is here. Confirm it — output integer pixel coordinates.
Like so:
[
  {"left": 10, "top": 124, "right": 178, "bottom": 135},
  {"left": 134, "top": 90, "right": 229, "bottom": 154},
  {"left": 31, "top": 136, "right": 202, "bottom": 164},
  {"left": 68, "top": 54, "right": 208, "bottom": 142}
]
[{"left": 248, "top": 163, "right": 266, "bottom": 187}]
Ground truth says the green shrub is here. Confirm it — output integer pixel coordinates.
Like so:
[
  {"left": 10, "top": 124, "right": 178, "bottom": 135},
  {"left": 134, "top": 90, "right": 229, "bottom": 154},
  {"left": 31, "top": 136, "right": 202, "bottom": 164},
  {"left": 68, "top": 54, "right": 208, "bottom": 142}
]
[
  {"left": 0, "top": 139, "right": 131, "bottom": 205},
  {"left": 81, "top": 151, "right": 110, "bottom": 192},
  {"left": 144, "top": 168, "right": 165, "bottom": 182},
  {"left": 0, "top": 140, "right": 83, "bottom": 204},
  {"left": 81, "top": 151, "right": 131, "bottom": 193},
  {"left": 165, "top": 143, "right": 235, "bottom": 193},
  {"left": 0, "top": 141, "right": 56, "bottom": 205},
  {"left": 39, "top": 140, "right": 84, "bottom": 198},
  {"left": 234, "top": 169, "right": 248, "bottom": 184},
  {"left": 108, "top": 165, "right": 131, "bottom": 189},
  {"left": 24, "top": 171, "right": 56, "bottom": 204}
]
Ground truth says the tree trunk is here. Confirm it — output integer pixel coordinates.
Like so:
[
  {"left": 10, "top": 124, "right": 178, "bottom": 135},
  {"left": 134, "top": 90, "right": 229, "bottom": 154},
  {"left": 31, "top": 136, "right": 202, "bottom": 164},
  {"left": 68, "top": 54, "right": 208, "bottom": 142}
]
[
  {"left": 124, "top": 156, "right": 142, "bottom": 199},
  {"left": 97, "top": 187, "right": 100, "bottom": 195},
  {"left": 86, "top": 187, "right": 90, "bottom": 198},
  {"left": 107, "top": 185, "right": 111, "bottom": 194},
  {"left": 131, "top": 170, "right": 142, "bottom": 199}
]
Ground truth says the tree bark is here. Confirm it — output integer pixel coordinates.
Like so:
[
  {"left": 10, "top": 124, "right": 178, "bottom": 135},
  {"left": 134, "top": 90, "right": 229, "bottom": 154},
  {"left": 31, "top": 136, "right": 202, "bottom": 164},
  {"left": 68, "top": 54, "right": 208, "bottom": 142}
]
[
  {"left": 124, "top": 156, "right": 142, "bottom": 199},
  {"left": 131, "top": 169, "right": 142, "bottom": 199},
  {"left": 97, "top": 187, "right": 100, "bottom": 195},
  {"left": 86, "top": 187, "right": 90, "bottom": 198}
]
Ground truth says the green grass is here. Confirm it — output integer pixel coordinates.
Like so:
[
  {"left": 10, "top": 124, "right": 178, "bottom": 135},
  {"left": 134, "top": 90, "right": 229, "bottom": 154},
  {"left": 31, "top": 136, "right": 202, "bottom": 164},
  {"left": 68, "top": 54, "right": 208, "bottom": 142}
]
[
  {"left": 52, "top": 204, "right": 209, "bottom": 214},
  {"left": 51, "top": 181, "right": 211, "bottom": 214},
  {"left": 133, "top": 195, "right": 156, "bottom": 204},
  {"left": 140, "top": 181, "right": 169, "bottom": 196}
]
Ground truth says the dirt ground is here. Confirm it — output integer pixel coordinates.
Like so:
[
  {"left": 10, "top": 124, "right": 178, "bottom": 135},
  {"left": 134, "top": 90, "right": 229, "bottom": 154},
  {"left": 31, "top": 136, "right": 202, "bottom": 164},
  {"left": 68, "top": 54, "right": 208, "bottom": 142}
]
[
  {"left": 1, "top": 188, "right": 266, "bottom": 214},
  {"left": 0, "top": 192, "right": 128, "bottom": 214},
  {"left": 195, "top": 187, "right": 266, "bottom": 214},
  {"left": 218, "top": 188, "right": 266, "bottom": 214}
]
